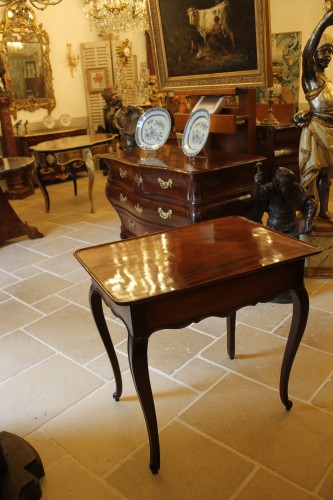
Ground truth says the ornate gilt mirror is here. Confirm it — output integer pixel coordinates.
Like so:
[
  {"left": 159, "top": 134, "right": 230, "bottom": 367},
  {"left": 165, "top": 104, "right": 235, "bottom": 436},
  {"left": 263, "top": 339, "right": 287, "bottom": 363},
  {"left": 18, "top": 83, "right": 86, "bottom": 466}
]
[{"left": 0, "top": 1, "right": 55, "bottom": 118}]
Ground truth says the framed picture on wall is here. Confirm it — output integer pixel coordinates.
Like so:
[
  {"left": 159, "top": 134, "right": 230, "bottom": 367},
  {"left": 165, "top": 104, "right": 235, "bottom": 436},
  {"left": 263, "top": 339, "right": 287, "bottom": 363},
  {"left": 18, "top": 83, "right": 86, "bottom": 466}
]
[
  {"left": 146, "top": 0, "right": 272, "bottom": 92},
  {"left": 86, "top": 68, "right": 108, "bottom": 93}
]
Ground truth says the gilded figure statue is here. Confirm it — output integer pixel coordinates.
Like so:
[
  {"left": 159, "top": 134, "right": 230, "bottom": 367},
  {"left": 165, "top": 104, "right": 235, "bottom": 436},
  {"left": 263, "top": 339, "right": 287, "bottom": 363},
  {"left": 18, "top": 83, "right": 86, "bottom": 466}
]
[{"left": 294, "top": 10, "right": 333, "bottom": 220}]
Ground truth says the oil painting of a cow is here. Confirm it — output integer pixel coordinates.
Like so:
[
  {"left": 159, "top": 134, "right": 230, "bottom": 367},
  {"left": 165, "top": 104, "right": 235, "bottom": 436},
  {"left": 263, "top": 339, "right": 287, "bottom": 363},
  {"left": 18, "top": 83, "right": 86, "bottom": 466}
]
[
  {"left": 187, "top": 0, "right": 234, "bottom": 50},
  {"left": 150, "top": 0, "right": 265, "bottom": 85}
]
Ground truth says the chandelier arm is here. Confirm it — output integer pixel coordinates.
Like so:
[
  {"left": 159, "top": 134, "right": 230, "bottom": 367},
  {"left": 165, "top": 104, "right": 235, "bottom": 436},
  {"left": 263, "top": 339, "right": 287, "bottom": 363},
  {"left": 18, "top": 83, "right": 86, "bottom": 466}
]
[{"left": 0, "top": 0, "right": 64, "bottom": 10}]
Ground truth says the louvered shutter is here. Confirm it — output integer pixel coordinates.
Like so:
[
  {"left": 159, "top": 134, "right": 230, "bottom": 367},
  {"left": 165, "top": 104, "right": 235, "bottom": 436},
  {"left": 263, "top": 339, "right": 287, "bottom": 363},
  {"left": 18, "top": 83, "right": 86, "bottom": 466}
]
[
  {"left": 80, "top": 40, "right": 113, "bottom": 133},
  {"left": 112, "top": 40, "right": 138, "bottom": 105}
]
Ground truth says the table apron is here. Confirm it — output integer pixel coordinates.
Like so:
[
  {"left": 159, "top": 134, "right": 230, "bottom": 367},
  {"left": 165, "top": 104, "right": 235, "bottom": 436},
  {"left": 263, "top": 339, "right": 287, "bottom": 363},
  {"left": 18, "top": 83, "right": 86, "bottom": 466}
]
[{"left": 93, "top": 259, "right": 305, "bottom": 337}]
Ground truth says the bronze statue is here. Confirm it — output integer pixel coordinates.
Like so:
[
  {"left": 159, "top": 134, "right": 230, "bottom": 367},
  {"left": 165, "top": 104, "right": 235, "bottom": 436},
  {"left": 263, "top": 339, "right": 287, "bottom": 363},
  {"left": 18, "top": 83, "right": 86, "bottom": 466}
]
[
  {"left": 253, "top": 166, "right": 317, "bottom": 237},
  {"left": 294, "top": 10, "right": 333, "bottom": 220}
]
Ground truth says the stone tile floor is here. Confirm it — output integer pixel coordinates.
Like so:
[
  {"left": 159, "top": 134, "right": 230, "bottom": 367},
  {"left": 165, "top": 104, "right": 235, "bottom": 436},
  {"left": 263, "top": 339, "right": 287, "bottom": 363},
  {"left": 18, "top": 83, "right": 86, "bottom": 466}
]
[{"left": 0, "top": 170, "right": 332, "bottom": 499}]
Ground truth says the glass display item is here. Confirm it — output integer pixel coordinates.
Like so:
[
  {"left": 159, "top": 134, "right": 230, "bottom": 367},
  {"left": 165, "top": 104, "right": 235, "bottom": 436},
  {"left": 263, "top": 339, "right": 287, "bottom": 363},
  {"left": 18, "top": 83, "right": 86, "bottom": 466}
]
[
  {"left": 59, "top": 114, "right": 72, "bottom": 127},
  {"left": 43, "top": 115, "right": 56, "bottom": 130}
]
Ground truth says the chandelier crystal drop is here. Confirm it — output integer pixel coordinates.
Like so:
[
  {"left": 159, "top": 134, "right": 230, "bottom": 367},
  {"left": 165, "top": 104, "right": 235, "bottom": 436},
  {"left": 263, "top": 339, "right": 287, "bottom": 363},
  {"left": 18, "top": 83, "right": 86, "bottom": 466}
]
[
  {"left": 0, "top": 0, "right": 63, "bottom": 10},
  {"left": 82, "top": 0, "right": 149, "bottom": 35}
]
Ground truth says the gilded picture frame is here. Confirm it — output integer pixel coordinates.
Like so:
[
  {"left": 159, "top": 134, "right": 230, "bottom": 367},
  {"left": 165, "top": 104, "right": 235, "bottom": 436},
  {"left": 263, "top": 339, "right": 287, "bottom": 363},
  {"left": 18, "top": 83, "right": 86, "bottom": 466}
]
[
  {"left": 147, "top": 0, "right": 272, "bottom": 92},
  {"left": 87, "top": 68, "right": 108, "bottom": 93}
]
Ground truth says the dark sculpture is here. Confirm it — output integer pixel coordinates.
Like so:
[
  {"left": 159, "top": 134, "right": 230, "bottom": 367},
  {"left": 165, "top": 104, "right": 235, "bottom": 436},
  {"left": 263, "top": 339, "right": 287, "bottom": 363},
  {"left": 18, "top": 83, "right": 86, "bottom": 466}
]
[
  {"left": 253, "top": 165, "right": 317, "bottom": 238},
  {"left": 102, "top": 89, "right": 123, "bottom": 135},
  {"left": 114, "top": 105, "right": 144, "bottom": 150},
  {"left": 294, "top": 10, "right": 333, "bottom": 220}
]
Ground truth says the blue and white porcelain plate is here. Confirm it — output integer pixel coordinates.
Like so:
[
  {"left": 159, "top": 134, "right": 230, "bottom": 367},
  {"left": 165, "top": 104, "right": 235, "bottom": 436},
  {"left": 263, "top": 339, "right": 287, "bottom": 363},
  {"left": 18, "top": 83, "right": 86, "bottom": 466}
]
[
  {"left": 135, "top": 108, "right": 171, "bottom": 151},
  {"left": 182, "top": 108, "right": 210, "bottom": 157}
]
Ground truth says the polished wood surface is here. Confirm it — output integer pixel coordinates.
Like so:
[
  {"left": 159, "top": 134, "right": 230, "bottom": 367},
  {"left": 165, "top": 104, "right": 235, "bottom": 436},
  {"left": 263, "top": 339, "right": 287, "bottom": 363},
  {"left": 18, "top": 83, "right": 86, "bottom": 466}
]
[
  {"left": 14, "top": 126, "right": 87, "bottom": 157},
  {"left": 31, "top": 133, "right": 116, "bottom": 213},
  {"left": 31, "top": 133, "right": 114, "bottom": 153},
  {"left": 74, "top": 216, "right": 321, "bottom": 473},
  {"left": 102, "top": 145, "right": 267, "bottom": 238},
  {"left": 0, "top": 157, "right": 43, "bottom": 244}
]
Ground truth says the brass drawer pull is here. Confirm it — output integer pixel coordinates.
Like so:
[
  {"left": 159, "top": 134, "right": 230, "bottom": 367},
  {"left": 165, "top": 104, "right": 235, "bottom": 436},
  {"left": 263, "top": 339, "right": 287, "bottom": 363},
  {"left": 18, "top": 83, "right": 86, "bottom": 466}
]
[
  {"left": 135, "top": 174, "right": 143, "bottom": 185},
  {"left": 119, "top": 168, "right": 127, "bottom": 179},
  {"left": 158, "top": 207, "right": 172, "bottom": 219},
  {"left": 120, "top": 193, "right": 127, "bottom": 204},
  {"left": 128, "top": 219, "right": 136, "bottom": 229},
  {"left": 134, "top": 204, "right": 143, "bottom": 214},
  {"left": 158, "top": 178, "right": 172, "bottom": 189}
]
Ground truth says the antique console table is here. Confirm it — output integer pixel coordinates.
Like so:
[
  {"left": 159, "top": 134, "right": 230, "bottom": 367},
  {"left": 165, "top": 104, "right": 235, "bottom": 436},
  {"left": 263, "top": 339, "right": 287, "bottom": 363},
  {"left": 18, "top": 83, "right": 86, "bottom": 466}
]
[
  {"left": 0, "top": 157, "right": 43, "bottom": 244},
  {"left": 74, "top": 216, "right": 321, "bottom": 474},
  {"left": 31, "top": 133, "right": 117, "bottom": 213},
  {"left": 101, "top": 145, "right": 267, "bottom": 238}
]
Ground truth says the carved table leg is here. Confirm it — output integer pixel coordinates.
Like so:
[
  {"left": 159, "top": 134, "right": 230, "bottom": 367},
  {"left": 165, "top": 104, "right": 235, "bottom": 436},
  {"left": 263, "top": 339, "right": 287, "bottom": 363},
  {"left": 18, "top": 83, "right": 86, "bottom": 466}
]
[
  {"left": 34, "top": 163, "right": 50, "bottom": 213},
  {"left": 227, "top": 312, "right": 236, "bottom": 359},
  {"left": 280, "top": 286, "right": 309, "bottom": 410},
  {"left": 89, "top": 286, "right": 122, "bottom": 400},
  {"left": 67, "top": 163, "right": 78, "bottom": 197},
  {"left": 83, "top": 148, "right": 95, "bottom": 213},
  {"left": 128, "top": 334, "right": 160, "bottom": 474}
]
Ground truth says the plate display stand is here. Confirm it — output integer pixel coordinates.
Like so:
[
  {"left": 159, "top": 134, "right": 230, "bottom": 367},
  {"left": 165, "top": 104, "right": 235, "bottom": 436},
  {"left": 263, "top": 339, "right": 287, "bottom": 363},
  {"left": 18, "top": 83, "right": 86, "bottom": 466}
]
[{"left": 174, "top": 88, "right": 257, "bottom": 155}]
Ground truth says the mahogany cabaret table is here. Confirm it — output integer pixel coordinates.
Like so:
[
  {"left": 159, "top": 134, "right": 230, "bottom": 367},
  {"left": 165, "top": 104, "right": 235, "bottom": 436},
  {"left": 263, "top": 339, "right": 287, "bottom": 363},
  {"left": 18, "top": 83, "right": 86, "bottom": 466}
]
[
  {"left": 31, "top": 133, "right": 116, "bottom": 213},
  {"left": 0, "top": 157, "right": 43, "bottom": 244},
  {"left": 74, "top": 216, "right": 321, "bottom": 474}
]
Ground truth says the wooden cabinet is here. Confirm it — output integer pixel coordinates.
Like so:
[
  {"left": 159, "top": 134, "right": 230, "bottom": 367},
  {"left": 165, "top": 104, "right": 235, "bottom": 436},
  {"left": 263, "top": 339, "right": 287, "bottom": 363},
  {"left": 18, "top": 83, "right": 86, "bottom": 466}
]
[
  {"left": 256, "top": 124, "right": 301, "bottom": 181},
  {"left": 101, "top": 145, "right": 267, "bottom": 238},
  {"left": 14, "top": 127, "right": 87, "bottom": 157}
]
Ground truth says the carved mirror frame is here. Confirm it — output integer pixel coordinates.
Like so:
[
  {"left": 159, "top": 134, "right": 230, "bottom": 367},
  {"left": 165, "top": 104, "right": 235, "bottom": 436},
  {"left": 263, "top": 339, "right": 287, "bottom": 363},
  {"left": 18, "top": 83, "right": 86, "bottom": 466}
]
[{"left": 0, "top": 1, "right": 56, "bottom": 118}]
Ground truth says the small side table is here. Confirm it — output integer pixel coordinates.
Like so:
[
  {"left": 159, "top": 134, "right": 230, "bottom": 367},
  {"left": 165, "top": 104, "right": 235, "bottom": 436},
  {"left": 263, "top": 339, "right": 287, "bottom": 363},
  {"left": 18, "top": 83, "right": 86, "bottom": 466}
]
[
  {"left": 0, "top": 157, "right": 43, "bottom": 244},
  {"left": 31, "top": 133, "right": 117, "bottom": 213},
  {"left": 74, "top": 216, "right": 321, "bottom": 474}
]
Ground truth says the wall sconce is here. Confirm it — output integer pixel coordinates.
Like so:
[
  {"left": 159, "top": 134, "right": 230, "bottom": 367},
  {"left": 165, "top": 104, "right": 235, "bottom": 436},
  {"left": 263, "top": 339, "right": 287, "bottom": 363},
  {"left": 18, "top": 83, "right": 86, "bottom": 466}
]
[
  {"left": 66, "top": 43, "right": 80, "bottom": 78},
  {"left": 119, "top": 39, "right": 131, "bottom": 66}
]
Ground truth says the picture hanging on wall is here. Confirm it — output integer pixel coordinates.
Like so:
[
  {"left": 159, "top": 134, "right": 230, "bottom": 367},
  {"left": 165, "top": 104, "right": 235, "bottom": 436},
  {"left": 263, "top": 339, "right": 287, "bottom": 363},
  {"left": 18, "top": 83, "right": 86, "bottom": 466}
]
[
  {"left": 257, "top": 31, "right": 302, "bottom": 108},
  {"left": 146, "top": 0, "right": 272, "bottom": 92},
  {"left": 87, "top": 68, "right": 108, "bottom": 93}
]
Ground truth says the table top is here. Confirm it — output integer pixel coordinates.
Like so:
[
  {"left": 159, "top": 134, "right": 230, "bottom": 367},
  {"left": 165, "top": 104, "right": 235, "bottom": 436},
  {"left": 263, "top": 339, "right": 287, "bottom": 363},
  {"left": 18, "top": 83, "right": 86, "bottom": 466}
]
[
  {"left": 101, "top": 144, "right": 265, "bottom": 174},
  {"left": 30, "top": 133, "right": 117, "bottom": 153},
  {"left": 0, "top": 156, "right": 34, "bottom": 174},
  {"left": 74, "top": 216, "right": 321, "bottom": 305}
]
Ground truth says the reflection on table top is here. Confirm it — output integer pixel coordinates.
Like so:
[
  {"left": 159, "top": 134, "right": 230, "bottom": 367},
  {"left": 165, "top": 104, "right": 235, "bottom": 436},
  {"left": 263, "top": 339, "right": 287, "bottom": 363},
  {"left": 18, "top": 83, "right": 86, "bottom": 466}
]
[
  {"left": 101, "top": 144, "right": 265, "bottom": 174},
  {"left": 75, "top": 216, "right": 321, "bottom": 305},
  {"left": 30, "top": 133, "right": 117, "bottom": 153},
  {"left": 0, "top": 157, "right": 34, "bottom": 174}
]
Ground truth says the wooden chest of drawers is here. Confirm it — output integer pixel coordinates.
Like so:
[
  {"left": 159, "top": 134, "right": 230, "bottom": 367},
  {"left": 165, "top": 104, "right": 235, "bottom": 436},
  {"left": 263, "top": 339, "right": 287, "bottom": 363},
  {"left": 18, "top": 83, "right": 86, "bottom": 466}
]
[{"left": 101, "top": 146, "right": 267, "bottom": 238}]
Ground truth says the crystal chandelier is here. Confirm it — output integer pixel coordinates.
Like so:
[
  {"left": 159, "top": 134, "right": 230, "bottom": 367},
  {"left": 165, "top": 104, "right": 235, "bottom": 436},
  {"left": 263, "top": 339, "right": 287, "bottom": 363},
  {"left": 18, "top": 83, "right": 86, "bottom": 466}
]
[
  {"left": 82, "top": 0, "right": 149, "bottom": 35},
  {"left": 0, "top": 0, "right": 63, "bottom": 10}
]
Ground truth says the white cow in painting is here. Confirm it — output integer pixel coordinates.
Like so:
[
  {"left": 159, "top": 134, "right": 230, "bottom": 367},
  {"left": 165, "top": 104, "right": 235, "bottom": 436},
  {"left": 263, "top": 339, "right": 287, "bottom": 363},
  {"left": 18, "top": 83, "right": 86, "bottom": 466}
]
[{"left": 187, "top": 0, "right": 234, "bottom": 48}]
